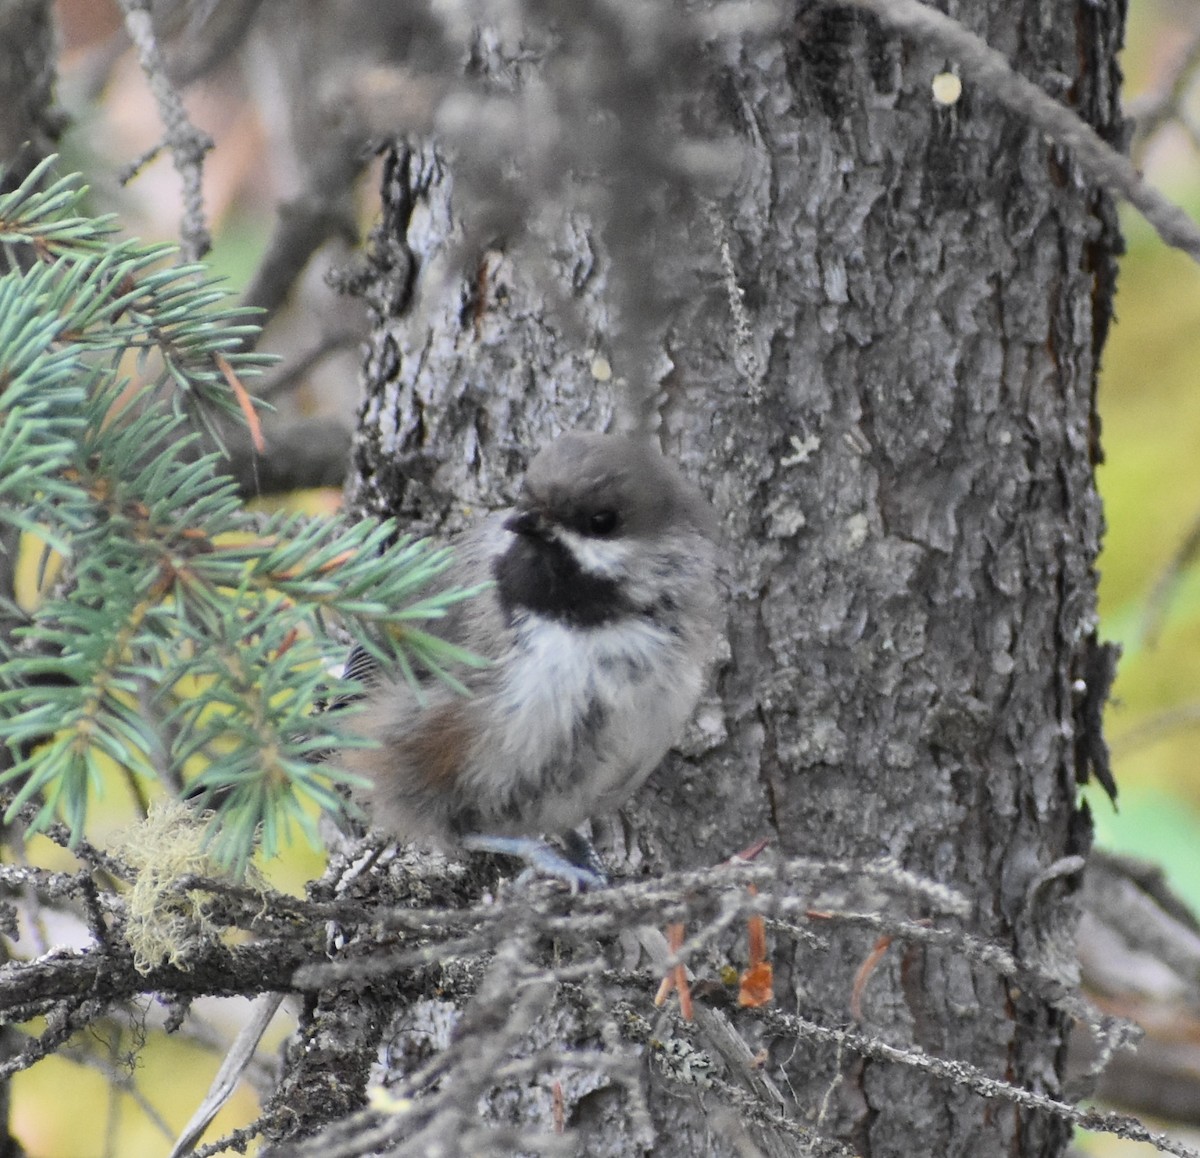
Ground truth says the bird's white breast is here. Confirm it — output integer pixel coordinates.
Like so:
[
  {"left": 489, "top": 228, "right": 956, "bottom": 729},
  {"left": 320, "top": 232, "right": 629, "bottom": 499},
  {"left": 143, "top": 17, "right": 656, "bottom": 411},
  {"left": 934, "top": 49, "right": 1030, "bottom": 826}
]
[{"left": 466, "top": 612, "right": 702, "bottom": 832}]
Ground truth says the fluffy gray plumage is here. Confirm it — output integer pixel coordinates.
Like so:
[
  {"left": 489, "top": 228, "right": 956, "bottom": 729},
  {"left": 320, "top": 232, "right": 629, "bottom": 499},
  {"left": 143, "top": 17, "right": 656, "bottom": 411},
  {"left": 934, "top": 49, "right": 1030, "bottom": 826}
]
[{"left": 338, "top": 431, "right": 720, "bottom": 850}]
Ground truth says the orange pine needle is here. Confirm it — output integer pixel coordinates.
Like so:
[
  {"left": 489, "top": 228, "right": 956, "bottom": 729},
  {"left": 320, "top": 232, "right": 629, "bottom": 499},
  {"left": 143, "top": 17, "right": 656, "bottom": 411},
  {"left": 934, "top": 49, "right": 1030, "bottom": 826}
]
[
  {"left": 653, "top": 842, "right": 775, "bottom": 1020},
  {"left": 727, "top": 836, "right": 771, "bottom": 864},
  {"left": 314, "top": 550, "right": 355, "bottom": 574},
  {"left": 551, "top": 1080, "right": 565, "bottom": 1133},
  {"left": 673, "top": 963, "right": 694, "bottom": 1021},
  {"left": 271, "top": 549, "right": 354, "bottom": 581},
  {"left": 737, "top": 885, "right": 774, "bottom": 1007},
  {"left": 850, "top": 934, "right": 893, "bottom": 1022},
  {"left": 745, "top": 885, "right": 766, "bottom": 962},
  {"left": 654, "top": 921, "right": 694, "bottom": 1021},
  {"left": 216, "top": 352, "right": 265, "bottom": 453},
  {"left": 652, "top": 973, "right": 673, "bottom": 1006},
  {"left": 274, "top": 627, "right": 300, "bottom": 658}
]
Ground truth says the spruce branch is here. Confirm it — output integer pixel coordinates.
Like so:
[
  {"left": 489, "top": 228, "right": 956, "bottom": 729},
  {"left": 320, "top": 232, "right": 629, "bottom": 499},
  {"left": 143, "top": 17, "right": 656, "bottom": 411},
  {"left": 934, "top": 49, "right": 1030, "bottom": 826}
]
[{"left": 0, "top": 160, "right": 484, "bottom": 873}]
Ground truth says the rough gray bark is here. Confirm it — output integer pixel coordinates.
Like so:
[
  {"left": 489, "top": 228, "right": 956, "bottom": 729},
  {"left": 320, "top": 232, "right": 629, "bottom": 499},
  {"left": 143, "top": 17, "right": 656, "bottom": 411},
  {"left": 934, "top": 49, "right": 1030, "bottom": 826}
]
[
  {"left": 0, "top": 0, "right": 59, "bottom": 193},
  {"left": 326, "top": 2, "right": 1124, "bottom": 1155}
]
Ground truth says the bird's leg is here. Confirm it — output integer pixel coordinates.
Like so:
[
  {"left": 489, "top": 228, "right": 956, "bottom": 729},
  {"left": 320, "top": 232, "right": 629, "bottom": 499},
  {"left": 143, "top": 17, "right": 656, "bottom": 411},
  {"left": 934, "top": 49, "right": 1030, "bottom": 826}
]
[{"left": 461, "top": 833, "right": 606, "bottom": 892}]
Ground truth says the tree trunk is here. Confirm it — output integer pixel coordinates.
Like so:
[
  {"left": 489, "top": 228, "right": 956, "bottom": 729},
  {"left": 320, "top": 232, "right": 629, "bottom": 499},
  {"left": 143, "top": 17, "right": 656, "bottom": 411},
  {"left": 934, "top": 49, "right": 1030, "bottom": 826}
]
[
  {"left": 0, "top": 0, "right": 58, "bottom": 193},
  {"left": 338, "top": 2, "right": 1124, "bottom": 1154}
]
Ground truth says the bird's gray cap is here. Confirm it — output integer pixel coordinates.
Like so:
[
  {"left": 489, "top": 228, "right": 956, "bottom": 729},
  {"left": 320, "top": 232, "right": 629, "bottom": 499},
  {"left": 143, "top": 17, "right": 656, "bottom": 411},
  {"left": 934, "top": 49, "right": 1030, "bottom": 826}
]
[{"left": 520, "top": 432, "right": 718, "bottom": 539}]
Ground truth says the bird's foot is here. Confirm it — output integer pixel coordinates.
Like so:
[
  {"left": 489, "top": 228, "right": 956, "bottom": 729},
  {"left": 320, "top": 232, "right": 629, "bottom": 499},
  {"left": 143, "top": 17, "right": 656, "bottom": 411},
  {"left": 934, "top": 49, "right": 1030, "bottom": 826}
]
[
  {"left": 559, "top": 829, "right": 609, "bottom": 884},
  {"left": 462, "top": 833, "right": 607, "bottom": 892}
]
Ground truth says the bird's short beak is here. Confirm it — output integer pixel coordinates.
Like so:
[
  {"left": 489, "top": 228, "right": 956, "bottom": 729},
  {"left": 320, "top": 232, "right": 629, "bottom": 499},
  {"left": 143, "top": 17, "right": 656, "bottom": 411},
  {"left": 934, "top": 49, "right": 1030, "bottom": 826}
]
[{"left": 504, "top": 508, "right": 545, "bottom": 538}]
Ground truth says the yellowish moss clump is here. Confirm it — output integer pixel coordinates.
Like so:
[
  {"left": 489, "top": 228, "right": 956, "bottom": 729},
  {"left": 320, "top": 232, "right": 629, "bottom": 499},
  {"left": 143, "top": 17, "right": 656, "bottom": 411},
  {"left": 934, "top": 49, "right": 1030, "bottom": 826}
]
[{"left": 117, "top": 798, "right": 265, "bottom": 974}]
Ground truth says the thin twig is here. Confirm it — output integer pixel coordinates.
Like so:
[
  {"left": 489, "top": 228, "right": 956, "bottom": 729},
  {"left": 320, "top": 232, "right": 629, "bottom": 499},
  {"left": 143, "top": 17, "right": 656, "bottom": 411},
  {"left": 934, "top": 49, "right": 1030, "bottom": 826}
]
[
  {"left": 1140, "top": 507, "right": 1200, "bottom": 648},
  {"left": 1111, "top": 701, "right": 1200, "bottom": 755},
  {"left": 1126, "top": 23, "right": 1200, "bottom": 156},
  {"left": 60, "top": 1028, "right": 175, "bottom": 1142},
  {"left": 258, "top": 332, "right": 363, "bottom": 401},
  {"left": 115, "top": 0, "right": 213, "bottom": 259},
  {"left": 841, "top": 0, "right": 1200, "bottom": 264},
  {"left": 760, "top": 1008, "right": 1200, "bottom": 1158}
]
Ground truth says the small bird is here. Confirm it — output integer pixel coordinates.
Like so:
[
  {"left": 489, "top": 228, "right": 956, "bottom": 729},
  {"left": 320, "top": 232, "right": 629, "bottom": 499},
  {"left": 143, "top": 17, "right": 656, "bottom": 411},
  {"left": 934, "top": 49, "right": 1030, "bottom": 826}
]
[{"left": 337, "top": 431, "right": 721, "bottom": 887}]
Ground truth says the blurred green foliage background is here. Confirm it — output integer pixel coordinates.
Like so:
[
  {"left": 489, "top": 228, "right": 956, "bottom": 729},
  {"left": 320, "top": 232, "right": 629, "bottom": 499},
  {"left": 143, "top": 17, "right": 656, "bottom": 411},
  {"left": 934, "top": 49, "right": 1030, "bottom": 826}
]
[
  {"left": 1073, "top": 2, "right": 1200, "bottom": 1152},
  {"left": 1093, "top": 0, "right": 1200, "bottom": 918}
]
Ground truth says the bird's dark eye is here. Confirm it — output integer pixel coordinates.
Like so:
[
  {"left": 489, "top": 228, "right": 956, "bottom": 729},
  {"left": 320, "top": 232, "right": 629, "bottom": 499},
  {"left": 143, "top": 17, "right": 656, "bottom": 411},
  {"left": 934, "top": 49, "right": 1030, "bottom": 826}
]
[{"left": 588, "top": 509, "right": 619, "bottom": 536}]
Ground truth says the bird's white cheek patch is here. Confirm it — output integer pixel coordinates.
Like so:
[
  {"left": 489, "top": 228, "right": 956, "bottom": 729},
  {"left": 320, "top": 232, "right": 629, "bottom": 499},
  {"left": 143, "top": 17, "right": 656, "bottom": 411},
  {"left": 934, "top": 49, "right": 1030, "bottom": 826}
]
[{"left": 554, "top": 529, "right": 636, "bottom": 579}]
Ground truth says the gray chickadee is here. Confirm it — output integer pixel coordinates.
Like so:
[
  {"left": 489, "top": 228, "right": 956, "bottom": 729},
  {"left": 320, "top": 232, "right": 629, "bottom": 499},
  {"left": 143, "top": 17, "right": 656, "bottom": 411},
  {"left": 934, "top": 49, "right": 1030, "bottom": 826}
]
[{"left": 337, "top": 431, "right": 721, "bottom": 886}]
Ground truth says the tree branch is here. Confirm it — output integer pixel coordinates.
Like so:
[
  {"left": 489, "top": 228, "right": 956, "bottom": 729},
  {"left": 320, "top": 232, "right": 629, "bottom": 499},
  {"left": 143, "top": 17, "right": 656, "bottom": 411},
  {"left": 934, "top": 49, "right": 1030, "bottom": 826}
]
[
  {"left": 115, "top": 0, "right": 213, "bottom": 259},
  {"left": 839, "top": 0, "right": 1200, "bottom": 264}
]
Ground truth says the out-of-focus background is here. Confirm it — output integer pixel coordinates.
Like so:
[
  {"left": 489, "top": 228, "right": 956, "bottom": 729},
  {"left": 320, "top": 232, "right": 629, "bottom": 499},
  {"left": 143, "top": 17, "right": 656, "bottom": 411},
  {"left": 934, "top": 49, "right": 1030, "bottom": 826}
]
[
  {"left": 8, "top": 0, "right": 1200, "bottom": 1153},
  {"left": 1098, "top": 1, "right": 1200, "bottom": 901},
  {"left": 1083, "top": 4, "right": 1200, "bottom": 1151}
]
